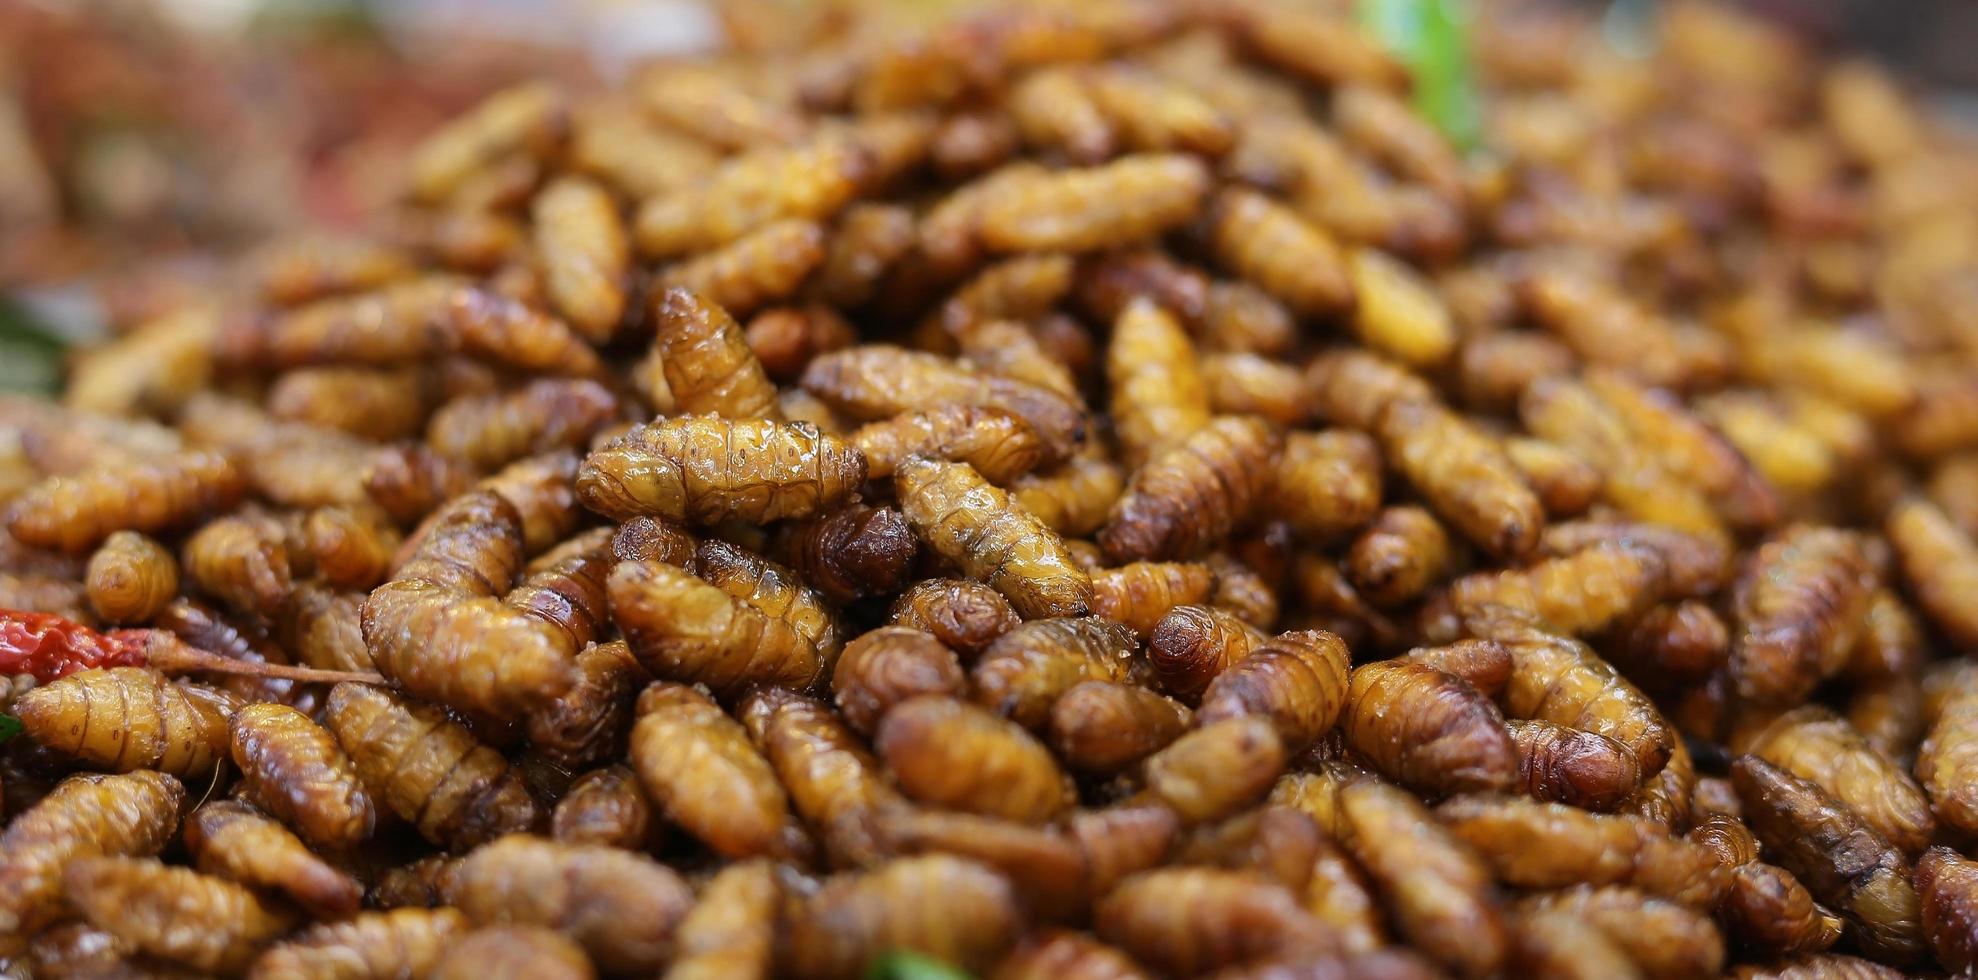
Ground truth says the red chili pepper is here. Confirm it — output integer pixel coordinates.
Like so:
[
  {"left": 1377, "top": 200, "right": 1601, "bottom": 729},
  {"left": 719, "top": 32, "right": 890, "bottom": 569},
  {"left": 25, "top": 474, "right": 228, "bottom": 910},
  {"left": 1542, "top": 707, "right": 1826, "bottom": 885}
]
[{"left": 1, "top": 608, "right": 383, "bottom": 686}]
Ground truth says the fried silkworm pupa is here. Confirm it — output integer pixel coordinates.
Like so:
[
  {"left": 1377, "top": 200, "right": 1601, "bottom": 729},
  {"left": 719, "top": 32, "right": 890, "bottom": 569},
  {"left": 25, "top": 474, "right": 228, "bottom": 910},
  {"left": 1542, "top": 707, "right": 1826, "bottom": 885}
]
[
  {"left": 1088, "top": 561, "right": 1217, "bottom": 639},
  {"left": 0, "top": 770, "right": 183, "bottom": 944},
  {"left": 1506, "top": 720, "right": 1641, "bottom": 812},
  {"left": 634, "top": 132, "right": 865, "bottom": 259},
  {"left": 1348, "top": 245, "right": 1456, "bottom": 366},
  {"left": 1606, "top": 600, "right": 1729, "bottom": 696},
  {"left": 1508, "top": 906, "right": 1644, "bottom": 980},
  {"left": 889, "top": 578, "right": 1023, "bottom": 658},
  {"left": 447, "top": 834, "right": 693, "bottom": 976},
  {"left": 1096, "top": 868, "right": 1332, "bottom": 976},
  {"left": 1690, "top": 814, "right": 1844, "bottom": 956},
  {"left": 1887, "top": 498, "right": 1978, "bottom": 649},
  {"left": 658, "top": 219, "right": 828, "bottom": 320},
  {"left": 532, "top": 175, "right": 628, "bottom": 342},
  {"left": 1419, "top": 542, "right": 1668, "bottom": 642},
  {"left": 745, "top": 305, "right": 857, "bottom": 383},
  {"left": 15, "top": 667, "right": 239, "bottom": 777},
  {"left": 741, "top": 687, "right": 903, "bottom": 869},
  {"left": 971, "top": 616, "right": 1140, "bottom": 730},
  {"left": 853, "top": 405, "right": 1048, "bottom": 484},
  {"left": 1732, "top": 756, "right": 1927, "bottom": 965},
  {"left": 870, "top": 808, "right": 1086, "bottom": 923},
  {"left": 664, "top": 859, "right": 779, "bottom": 980},
  {"left": 1098, "top": 415, "right": 1282, "bottom": 564},
  {"left": 84, "top": 531, "right": 178, "bottom": 625},
  {"left": 694, "top": 538, "right": 845, "bottom": 667},
  {"left": 577, "top": 417, "right": 865, "bottom": 525},
  {"left": 1376, "top": 400, "right": 1545, "bottom": 561},
  {"left": 1469, "top": 605, "right": 1675, "bottom": 778},
  {"left": 1144, "top": 715, "right": 1287, "bottom": 825},
  {"left": 1049, "top": 680, "right": 1191, "bottom": 775},
  {"left": 875, "top": 695, "right": 1074, "bottom": 825},
  {"left": 976, "top": 154, "right": 1211, "bottom": 254},
  {"left": 1502, "top": 437, "right": 1603, "bottom": 518},
  {"left": 1728, "top": 954, "right": 1906, "bottom": 979},
  {"left": 1584, "top": 370, "right": 1778, "bottom": 529},
  {"left": 404, "top": 81, "right": 564, "bottom": 202},
  {"left": 1337, "top": 779, "right": 1507, "bottom": 979},
  {"left": 426, "top": 379, "right": 621, "bottom": 472},
  {"left": 324, "top": 682, "right": 543, "bottom": 850},
  {"left": 1917, "top": 846, "right": 1978, "bottom": 974},
  {"left": 183, "top": 511, "right": 295, "bottom": 616},
  {"left": 1085, "top": 64, "right": 1235, "bottom": 156},
  {"left": 783, "top": 855, "right": 1022, "bottom": 980},
  {"left": 1344, "top": 506, "right": 1452, "bottom": 608},
  {"left": 1735, "top": 706, "right": 1935, "bottom": 856},
  {"left": 1009, "top": 67, "right": 1116, "bottom": 163},
  {"left": 1206, "top": 187, "right": 1353, "bottom": 316},
  {"left": 184, "top": 799, "right": 362, "bottom": 916},
  {"left": 1011, "top": 449, "right": 1127, "bottom": 539},
  {"left": 363, "top": 444, "right": 479, "bottom": 527},
  {"left": 991, "top": 930, "right": 1149, "bottom": 980},
  {"left": 1269, "top": 429, "right": 1382, "bottom": 544},
  {"left": 1918, "top": 662, "right": 1978, "bottom": 836},
  {"left": 833, "top": 626, "right": 968, "bottom": 736},
  {"left": 1434, "top": 795, "right": 1727, "bottom": 908},
  {"left": 631, "top": 682, "right": 809, "bottom": 861},
  {"left": 432, "top": 927, "right": 596, "bottom": 980},
  {"left": 1147, "top": 603, "right": 1268, "bottom": 703},
  {"left": 1516, "top": 886, "right": 1726, "bottom": 980},
  {"left": 1730, "top": 524, "right": 1875, "bottom": 707},
  {"left": 552, "top": 764, "right": 660, "bottom": 852},
  {"left": 1540, "top": 518, "right": 1734, "bottom": 599},
  {"left": 1404, "top": 639, "right": 1513, "bottom": 698},
  {"left": 610, "top": 559, "right": 830, "bottom": 697},
  {"left": 63, "top": 856, "right": 299, "bottom": 977},
  {"left": 249, "top": 907, "right": 468, "bottom": 980},
  {"left": 523, "top": 640, "right": 640, "bottom": 775},
  {"left": 799, "top": 345, "right": 1087, "bottom": 457},
  {"left": 645, "top": 285, "right": 783, "bottom": 422},
  {"left": 770, "top": 504, "right": 916, "bottom": 605},
  {"left": 6, "top": 448, "right": 245, "bottom": 553},
  {"left": 368, "top": 854, "right": 462, "bottom": 911},
  {"left": 1196, "top": 629, "right": 1351, "bottom": 754},
  {"left": 1343, "top": 659, "right": 1518, "bottom": 798},
  {"left": 1107, "top": 297, "right": 1209, "bottom": 467},
  {"left": 896, "top": 455, "right": 1093, "bottom": 619}
]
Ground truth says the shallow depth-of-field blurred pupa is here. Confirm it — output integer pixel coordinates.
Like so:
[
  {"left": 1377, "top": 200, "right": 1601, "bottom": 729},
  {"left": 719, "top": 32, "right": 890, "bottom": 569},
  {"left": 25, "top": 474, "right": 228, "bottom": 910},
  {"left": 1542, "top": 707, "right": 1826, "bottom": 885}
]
[{"left": 5, "top": 0, "right": 1978, "bottom": 976}]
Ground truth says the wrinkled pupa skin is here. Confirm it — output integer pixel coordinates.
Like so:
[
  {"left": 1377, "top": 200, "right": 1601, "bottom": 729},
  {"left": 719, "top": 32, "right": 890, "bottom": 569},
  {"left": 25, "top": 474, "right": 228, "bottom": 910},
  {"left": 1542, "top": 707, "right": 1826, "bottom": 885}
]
[
  {"left": 577, "top": 416, "right": 866, "bottom": 525},
  {"left": 896, "top": 455, "right": 1093, "bottom": 619},
  {"left": 0, "top": 770, "right": 184, "bottom": 947}
]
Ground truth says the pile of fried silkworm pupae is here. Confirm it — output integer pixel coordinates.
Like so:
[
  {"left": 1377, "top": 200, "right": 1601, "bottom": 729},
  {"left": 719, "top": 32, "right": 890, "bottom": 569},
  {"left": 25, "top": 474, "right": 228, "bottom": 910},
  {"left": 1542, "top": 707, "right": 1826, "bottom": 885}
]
[{"left": 8, "top": 0, "right": 1978, "bottom": 977}]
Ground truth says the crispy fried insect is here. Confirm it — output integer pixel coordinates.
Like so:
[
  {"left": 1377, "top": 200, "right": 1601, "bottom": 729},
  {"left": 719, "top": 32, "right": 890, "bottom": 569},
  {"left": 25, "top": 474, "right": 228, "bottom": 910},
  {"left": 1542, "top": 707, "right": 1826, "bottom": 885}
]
[
  {"left": 1516, "top": 886, "right": 1726, "bottom": 980},
  {"left": 406, "top": 81, "right": 563, "bottom": 202},
  {"left": 1585, "top": 371, "right": 1778, "bottom": 528},
  {"left": 552, "top": 764, "right": 659, "bottom": 851},
  {"left": 1457, "top": 331, "right": 1576, "bottom": 414},
  {"left": 1304, "top": 349, "right": 1435, "bottom": 432},
  {"left": 638, "top": 288, "right": 777, "bottom": 421},
  {"left": 1606, "top": 600, "right": 1730, "bottom": 695},
  {"left": 363, "top": 444, "right": 478, "bottom": 527},
  {"left": 1337, "top": 779, "right": 1507, "bottom": 979},
  {"left": 768, "top": 506, "right": 915, "bottom": 605},
  {"left": 1096, "top": 868, "right": 1330, "bottom": 975},
  {"left": 0, "top": 770, "right": 182, "bottom": 944},
  {"left": 1502, "top": 437, "right": 1602, "bottom": 518},
  {"left": 578, "top": 417, "right": 865, "bottom": 525},
  {"left": 896, "top": 455, "right": 1092, "bottom": 618},
  {"left": 971, "top": 616, "right": 1140, "bottom": 730},
  {"left": 659, "top": 220, "right": 829, "bottom": 320},
  {"left": 1009, "top": 67, "right": 1116, "bottom": 163},
  {"left": 804, "top": 203, "right": 915, "bottom": 310},
  {"left": 249, "top": 907, "right": 468, "bottom": 980},
  {"left": 1541, "top": 519, "right": 1733, "bottom": 600},
  {"left": 1735, "top": 706, "right": 1934, "bottom": 855},
  {"left": 1012, "top": 450, "right": 1126, "bottom": 539},
  {"left": 1521, "top": 379, "right": 1725, "bottom": 542},
  {"left": 1888, "top": 498, "right": 1978, "bottom": 649},
  {"left": 1206, "top": 187, "right": 1353, "bottom": 316},
  {"left": 784, "top": 855, "right": 1021, "bottom": 980},
  {"left": 84, "top": 531, "right": 178, "bottom": 625},
  {"left": 947, "top": 319, "right": 1080, "bottom": 403},
  {"left": 1049, "top": 680, "right": 1190, "bottom": 775},
  {"left": 976, "top": 154, "right": 1209, "bottom": 254},
  {"left": 1405, "top": 639, "right": 1513, "bottom": 698},
  {"left": 324, "top": 682, "right": 542, "bottom": 850},
  {"left": 695, "top": 538, "right": 844, "bottom": 661},
  {"left": 741, "top": 686, "right": 902, "bottom": 868},
  {"left": 185, "top": 799, "right": 362, "bottom": 916},
  {"left": 630, "top": 682, "right": 808, "bottom": 860},
  {"left": 1107, "top": 297, "right": 1209, "bottom": 466},
  {"left": 661, "top": 860, "right": 779, "bottom": 980},
  {"left": 1520, "top": 271, "right": 1690, "bottom": 390},
  {"left": 433, "top": 926, "right": 595, "bottom": 980},
  {"left": 256, "top": 238, "right": 418, "bottom": 307},
  {"left": 610, "top": 559, "right": 830, "bottom": 696},
  {"left": 532, "top": 176, "right": 628, "bottom": 342},
  {"left": 1144, "top": 715, "right": 1286, "bottom": 825},
  {"left": 635, "top": 134, "right": 866, "bottom": 259},
  {"left": 304, "top": 506, "right": 401, "bottom": 590},
  {"left": 1344, "top": 506, "right": 1452, "bottom": 608},
  {"left": 802, "top": 346, "right": 1086, "bottom": 455},
  {"left": 1509, "top": 906, "right": 1644, "bottom": 980},
  {"left": 1196, "top": 629, "right": 1349, "bottom": 754},
  {"left": 1506, "top": 720, "right": 1641, "bottom": 812},
  {"left": 1085, "top": 64, "right": 1234, "bottom": 156},
  {"left": 276, "top": 585, "right": 373, "bottom": 674},
  {"left": 1732, "top": 757, "right": 1926, "bottom": 965},
  {"left": 888, "top": 578, "right": 1022, "bottom": 659},
  {"left": 1346, "top": 246, "right": 1455, "bottom": 366},
  {"left": 7, "top": 449, "right": 244, "bottom": 554},
  {"left": 876, "top": 695, "right": 1074, "bottom": 824},
  {"left": 62, "top": 856, "right": 297, "bottom": 976},
  {"left": 1089, "top": 562, "right": 1217, "bottom": 639},
  {"left": 1728, "top": 954, "right": 1906, "bottom": 979},
  {"left": 610, "top": 515, "right": 697, "bottom": 569},
  {"left": 1197, "top": 280, "right": 1297, "bottom": 356},
  {"left": 1692, "top": 814, "right": 1845, "bottom": 955},
  {"left": 527, "top": 640, "right": 641, "bottom": 771},
  {"left": 1472, "top": 606, "right": 1675, "bottom": 777},
  {"left": 368, "top": 854, "right": 462, "bottom": 911},
  {"left": 1421, "top": 542, "right": 1667, "bottom": 642},
  {"left": 227, "top": 700, "right": 373, "bottom": 855},
  {"left": 1268, "top": 429, "right": 1382, "bottom": 544},
  {"left": 427, "top": 380, "right": 620, "bottom": 472},
  {"left": 832, "top": 627, "right": 967, "bottom": 736},
  {"left": 870, "top": 807, "right": 1088, "bottom": 922},
  {"left": 1344, "top": 660, "right": 1517, "bottom": 798},
  {"left": 1435, "top": 795, "right": 1726, "bottom": 907},
  {"left": 1099, "top": 416, "right": 1280, "bottom": 563},
  {"left": 447, "top": 834, "right": 692, "bottom": 975},
  {"left": 746, "top": 306, "right": 857, "bottom": 383},
  {"left": 15, "top": 667, "right": 237, "bottom": 777},
  {"left": 1147, "top": 604, "right": 1267, "bottom": 702},
  {"left": 1730, "top": 525, "right": 1876, "bottom": 707},
  {"left": 183, "top": 512, "right": 296, "bottom": 616},
  {"left": 1919, "top": 662, "right": 1978, "bottom": 837},
  {"left": 1916, "top": 846, "right": 1978, "bottom": 974},
  {"left": 1379, "top": 400, "right": 1545, "bottom": 560},
  {"left": 853, "top": 406, "right": 1046, "bottom": 485},
  {"left": 1197, "top": 352, "right": 1305, "bottom": 426},
  {"left": 476, "top": 452, "right": 587, "bottom": 556},
  {"left": 992, "top": 930, "right": 1148, "bottom": 980}
]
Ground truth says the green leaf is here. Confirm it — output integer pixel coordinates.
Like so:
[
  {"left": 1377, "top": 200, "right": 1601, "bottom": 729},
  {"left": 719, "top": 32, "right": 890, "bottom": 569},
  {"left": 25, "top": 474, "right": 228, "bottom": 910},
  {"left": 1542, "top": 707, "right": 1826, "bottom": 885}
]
[
  {"left": 867, "top": 952, "right": 973, "bottom": 980},
  {"left": 0, "top": 714, "right": 22, "bottom": 745},
  {"left": 0, "top": 295, "right": 66, "bottom": 397},
  {"left": 1358, "top": 0, "right": 1483, "bottom": 152}
]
